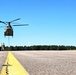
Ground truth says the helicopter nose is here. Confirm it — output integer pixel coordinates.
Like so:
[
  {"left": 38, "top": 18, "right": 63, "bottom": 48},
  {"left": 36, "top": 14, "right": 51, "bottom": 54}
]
[{"left": 4, "top": 28, "right": 13, "bottom": 36}]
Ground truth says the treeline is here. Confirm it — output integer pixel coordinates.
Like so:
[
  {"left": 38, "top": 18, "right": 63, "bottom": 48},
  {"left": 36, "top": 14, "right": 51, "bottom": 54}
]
[{"left": 4, "top": 45, "right": 76, "bottom": 51}]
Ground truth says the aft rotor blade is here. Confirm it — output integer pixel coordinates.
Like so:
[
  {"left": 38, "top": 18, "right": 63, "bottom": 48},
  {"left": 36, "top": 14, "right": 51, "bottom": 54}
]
[
  {"left": 10, "top": 18, "right": 21, "bottom": 23},
  {"left": 12, "top": 24, "right": 28, "bottom": 26}
]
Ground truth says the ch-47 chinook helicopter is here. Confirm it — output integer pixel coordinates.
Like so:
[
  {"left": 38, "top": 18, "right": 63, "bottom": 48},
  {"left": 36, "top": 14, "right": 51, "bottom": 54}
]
[{"left": 0, "top": 18, "right": 28, "bottom": 37}]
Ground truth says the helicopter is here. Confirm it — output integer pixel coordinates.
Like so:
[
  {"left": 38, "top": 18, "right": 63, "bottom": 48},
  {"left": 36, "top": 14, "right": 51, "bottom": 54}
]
[{"left": 0, "top": 18, "right": 28, "bottom": 37}]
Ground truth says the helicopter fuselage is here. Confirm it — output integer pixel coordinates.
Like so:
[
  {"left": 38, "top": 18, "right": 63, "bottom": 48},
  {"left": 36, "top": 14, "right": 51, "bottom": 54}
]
[{"left": 4, "top": 22, "right": 13, "bottom": 36}]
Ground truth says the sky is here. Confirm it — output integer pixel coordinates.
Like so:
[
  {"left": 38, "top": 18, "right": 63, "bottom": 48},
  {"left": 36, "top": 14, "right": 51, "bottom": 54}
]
[{"left": 0, "top": 0, "right": 76, "bottom": 46}]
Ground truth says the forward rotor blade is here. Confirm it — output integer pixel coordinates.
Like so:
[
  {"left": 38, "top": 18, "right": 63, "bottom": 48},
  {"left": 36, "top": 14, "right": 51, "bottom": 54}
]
[
  {"left": 0, "top": 21, "right": 6, "bottom": 25},
  {"left": 12, "top": 24, "right": 28, "bottom": 26},
  {"left": 10, "top": 18, "right": 21, "bottom": 23}
]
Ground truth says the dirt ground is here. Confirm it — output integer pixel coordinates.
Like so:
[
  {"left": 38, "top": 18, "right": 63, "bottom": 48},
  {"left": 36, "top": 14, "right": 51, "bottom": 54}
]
[{"left": 12, "top": 50, "right": 76, "bottom": 75}]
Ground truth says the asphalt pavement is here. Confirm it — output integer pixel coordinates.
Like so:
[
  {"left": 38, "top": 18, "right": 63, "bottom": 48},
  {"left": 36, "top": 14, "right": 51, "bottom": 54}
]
[
  {"left": 1, "top": 51, "right": 76, "bottom": 75},
  {"left": 0, "top": 51, "right": 8, "bottom": 71}
]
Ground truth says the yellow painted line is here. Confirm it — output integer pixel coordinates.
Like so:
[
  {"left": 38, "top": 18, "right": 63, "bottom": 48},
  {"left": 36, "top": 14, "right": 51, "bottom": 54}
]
[{"left": 1, "top": 51, "right": 29, "bottom": 75}]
